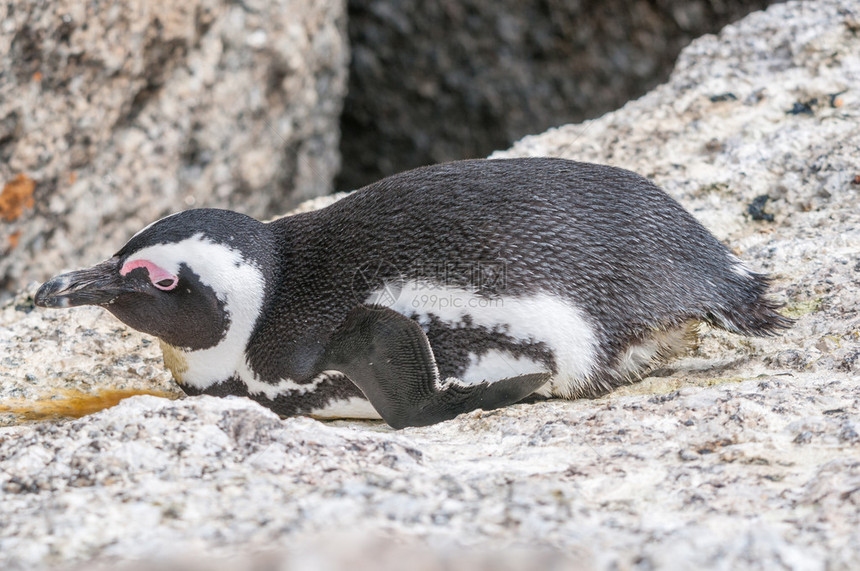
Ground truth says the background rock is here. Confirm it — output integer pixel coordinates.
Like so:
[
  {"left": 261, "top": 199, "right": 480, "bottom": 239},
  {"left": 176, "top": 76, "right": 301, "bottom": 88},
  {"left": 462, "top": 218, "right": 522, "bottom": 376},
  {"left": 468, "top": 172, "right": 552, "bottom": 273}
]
[
  {"left": 0, "top": 381, "right": 855, "bottom": 571},
  {"left": 336, "top": 0, "right": 777, "bottom": 190},
  {"left": 494, "top": 0, "right": 860, "bottom": 381},
  {"left": 1, "top": 0, "right": 859, "bottom": 569},
  {"left": 0, "top": 296, "right": 180, "bottom": 427},
  {"left": 0, "top": 0, "right": 348, "bottom": 302}
]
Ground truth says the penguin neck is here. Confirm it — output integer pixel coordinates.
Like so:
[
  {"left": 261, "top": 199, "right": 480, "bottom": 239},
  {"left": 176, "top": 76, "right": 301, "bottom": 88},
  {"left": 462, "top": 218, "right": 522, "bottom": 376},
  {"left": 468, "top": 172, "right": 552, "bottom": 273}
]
[
  {"left": 159, "top": 340, "right": 189, "bottom": 384},
  {"left": 163, "top": 215, "right": 337, "bottom": 396},
  {"left": 157, "top": 303, "right": 261, "bottom": 392},
  {"left": 158, "top": 338, "right": 253, "bottom": 392},
  {"left": 158, "top": 229, "right": 278, "bottom": 392}
]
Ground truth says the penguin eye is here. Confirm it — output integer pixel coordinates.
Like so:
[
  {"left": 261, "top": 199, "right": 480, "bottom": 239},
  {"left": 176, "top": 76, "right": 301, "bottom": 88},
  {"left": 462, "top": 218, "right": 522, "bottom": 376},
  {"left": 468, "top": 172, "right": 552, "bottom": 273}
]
[{"left": 154, "top": 278, "right": 178, "bottom": 290}]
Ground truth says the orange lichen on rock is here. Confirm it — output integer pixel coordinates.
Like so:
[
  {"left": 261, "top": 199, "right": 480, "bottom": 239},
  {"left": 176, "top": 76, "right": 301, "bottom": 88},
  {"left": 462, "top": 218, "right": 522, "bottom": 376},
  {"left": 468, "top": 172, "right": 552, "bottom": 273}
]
[
  {"left": 0, "top": 388, "right": 181, "bottom": 423},
  {"left": 0, "top": 173, "right": 36, "bottom": 221},
  {"left": 8, "top": 230, "right": 22, "bottom": 249}
]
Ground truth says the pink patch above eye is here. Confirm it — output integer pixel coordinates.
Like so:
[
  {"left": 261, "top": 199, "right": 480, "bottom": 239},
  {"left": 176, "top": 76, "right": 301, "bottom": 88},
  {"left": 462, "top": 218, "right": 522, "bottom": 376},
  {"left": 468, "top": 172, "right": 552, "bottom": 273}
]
[{"left": 120, "top": 259, "right": 179, "bottom": 291}]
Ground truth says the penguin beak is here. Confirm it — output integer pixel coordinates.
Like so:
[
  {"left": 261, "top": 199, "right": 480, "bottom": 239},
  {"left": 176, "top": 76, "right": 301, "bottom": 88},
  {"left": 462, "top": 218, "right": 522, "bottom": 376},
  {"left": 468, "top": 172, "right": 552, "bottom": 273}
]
[{"left": 35, "top": 257, "right": 131, "bottom": 308}]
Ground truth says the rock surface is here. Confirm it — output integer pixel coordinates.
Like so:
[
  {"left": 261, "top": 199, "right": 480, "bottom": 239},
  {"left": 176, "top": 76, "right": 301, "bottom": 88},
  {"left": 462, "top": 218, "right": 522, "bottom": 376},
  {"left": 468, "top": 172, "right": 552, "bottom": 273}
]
[
  {"left": 0, "top": 297, "right": 181, "bottom": 427},
  {"left": 0, "top": 0, "right": 348, "bottom": 302},
  {"left": 1, "top": 0, "right": 859, "bottom": 569},
  {"left": 337, "top": 0, "right": 776, "bottom": 190}
]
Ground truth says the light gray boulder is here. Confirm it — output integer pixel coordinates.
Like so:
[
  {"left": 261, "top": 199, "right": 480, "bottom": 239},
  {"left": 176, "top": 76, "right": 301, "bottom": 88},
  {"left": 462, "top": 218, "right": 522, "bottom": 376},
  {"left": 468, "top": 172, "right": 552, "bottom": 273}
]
[
  {"left": 337, "top": 0, "right": 779, "bottom": 190},
  {"left": 0, "top": 1, "right": 858, "bottom": 569},
  {"left": 0, "top": 0, "right": 348, "bottom": 302}
]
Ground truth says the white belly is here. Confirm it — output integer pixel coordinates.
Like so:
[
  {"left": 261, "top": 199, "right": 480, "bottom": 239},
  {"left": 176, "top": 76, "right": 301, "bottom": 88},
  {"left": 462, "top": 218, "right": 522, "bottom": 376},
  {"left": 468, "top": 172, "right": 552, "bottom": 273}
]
[
  {"left": 367, "top": 280, "right": 600, "bottom": 398},
  {"left": 309, "top": 396, "right": 382, "bottom": 420},
  {"left": 460, "top": 349, "right": 545, "bottom": 385}
]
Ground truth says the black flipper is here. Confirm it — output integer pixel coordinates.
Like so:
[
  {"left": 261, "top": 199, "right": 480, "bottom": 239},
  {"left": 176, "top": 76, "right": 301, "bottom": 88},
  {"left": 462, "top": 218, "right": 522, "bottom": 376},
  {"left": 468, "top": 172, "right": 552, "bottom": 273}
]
[{"left": 323, "top": 305, "right": 551, "bottom": 429}]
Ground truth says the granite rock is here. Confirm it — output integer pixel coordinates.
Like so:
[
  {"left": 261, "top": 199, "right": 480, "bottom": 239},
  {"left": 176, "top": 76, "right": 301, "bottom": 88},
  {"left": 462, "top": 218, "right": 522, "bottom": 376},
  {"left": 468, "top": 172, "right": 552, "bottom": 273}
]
[
  {"left": 0, "top": 377, "right": 857, "bottom": 570},
  {"left": 1, "top": 1, "right": 859, "bottom": 569},
  {"left": 0, "top": 0, "right": 348, "bottom": 301},
  {"left": 494, "top": 0, "right": 860, "bottom": 382},
  {"left": 337, "top": 0, "right": 776, "bottom": 190}
]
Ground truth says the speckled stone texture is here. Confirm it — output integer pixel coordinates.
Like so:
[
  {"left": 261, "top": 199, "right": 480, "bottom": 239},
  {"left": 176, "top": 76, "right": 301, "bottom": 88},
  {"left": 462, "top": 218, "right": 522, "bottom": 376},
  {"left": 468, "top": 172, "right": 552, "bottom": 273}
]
[
  {"left": 0, "top": 0, "right": 347, "bottom": 302},
  {"left": 337, "top": 0, "right": 776, "bottom": 190},
  {"left": 1, "top": 0, "right": 859, "bottom": 569}
]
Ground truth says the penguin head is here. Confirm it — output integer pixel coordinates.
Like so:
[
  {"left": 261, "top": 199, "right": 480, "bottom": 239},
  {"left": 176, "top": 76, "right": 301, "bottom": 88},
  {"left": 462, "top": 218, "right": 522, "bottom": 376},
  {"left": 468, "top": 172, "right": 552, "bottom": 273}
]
[{"left": 35, "top": 209, "right": 273, "bottom": 352}]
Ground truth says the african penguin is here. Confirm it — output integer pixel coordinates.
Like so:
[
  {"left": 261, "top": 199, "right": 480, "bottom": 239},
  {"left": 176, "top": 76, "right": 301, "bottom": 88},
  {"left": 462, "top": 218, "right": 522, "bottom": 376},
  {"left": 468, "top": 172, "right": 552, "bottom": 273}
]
[{"left": 35, "top": 158, "right": 791, "bottom": 428}]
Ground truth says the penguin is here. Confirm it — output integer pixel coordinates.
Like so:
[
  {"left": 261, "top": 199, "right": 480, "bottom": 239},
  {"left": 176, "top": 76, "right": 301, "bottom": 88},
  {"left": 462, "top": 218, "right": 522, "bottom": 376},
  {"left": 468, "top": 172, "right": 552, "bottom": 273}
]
[{"left": 35, "top": 158, "right": 791, "bottom": 428}]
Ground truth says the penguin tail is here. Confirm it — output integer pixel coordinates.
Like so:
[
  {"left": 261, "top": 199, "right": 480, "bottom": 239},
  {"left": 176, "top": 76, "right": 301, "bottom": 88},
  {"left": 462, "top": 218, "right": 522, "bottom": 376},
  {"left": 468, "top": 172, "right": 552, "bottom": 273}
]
[{"left": 704, "top": 272, "right": 794, "bottom": 337}]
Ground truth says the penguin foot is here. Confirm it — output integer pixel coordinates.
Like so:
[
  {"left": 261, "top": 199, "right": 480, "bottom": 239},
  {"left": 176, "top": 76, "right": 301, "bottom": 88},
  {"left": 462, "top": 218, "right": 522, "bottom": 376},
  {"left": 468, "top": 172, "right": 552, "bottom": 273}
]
[{"left": 323, "top": 305, "right": 551, "bottom": 429}]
